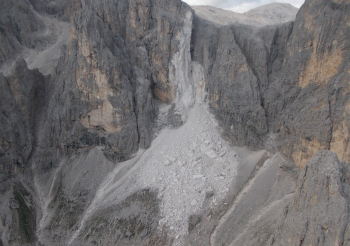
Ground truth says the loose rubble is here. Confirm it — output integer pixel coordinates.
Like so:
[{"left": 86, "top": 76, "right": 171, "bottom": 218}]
[{"left": 135, "top": 103, "right": 239, "bottom": 245}]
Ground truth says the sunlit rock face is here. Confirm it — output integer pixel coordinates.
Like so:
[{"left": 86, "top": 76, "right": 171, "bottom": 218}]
[{"left": 270, "top": 0, "right": 350, "bottom": 167}]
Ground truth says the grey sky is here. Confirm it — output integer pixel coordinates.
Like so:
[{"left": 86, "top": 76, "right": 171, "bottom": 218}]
[{"left": 182, "top": 0, "right": 305, "bottom": 13}]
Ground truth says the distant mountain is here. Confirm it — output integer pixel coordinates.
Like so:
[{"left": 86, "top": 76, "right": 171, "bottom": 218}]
[
  {"left": 244, "top": 3, "right": 298, "bottom": 25},
  {"left": 192, "top": 3, "right": 298, "bottom": 27}
]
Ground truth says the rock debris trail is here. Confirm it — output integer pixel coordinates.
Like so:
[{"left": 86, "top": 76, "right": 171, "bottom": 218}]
[
  {"left": 68, "top": 101, "right": 240, "bottom": 245},
  {"left": 136, "top": 103, "right": 239, "bottom": 245},
  {"left": 68, "top": 88, "right": 239, "bottom": 245},
  {"left": 25, "top": 17, "right": 70, "bottom": 76}
]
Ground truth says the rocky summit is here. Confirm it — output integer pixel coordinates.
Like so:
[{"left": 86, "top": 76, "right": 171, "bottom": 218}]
[{"left": 0, "top": 0, "right": 350, "bottom": 245}]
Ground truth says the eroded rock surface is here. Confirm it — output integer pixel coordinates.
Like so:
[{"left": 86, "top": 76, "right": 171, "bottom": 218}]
[
  {"left": 1, "top": 0, "right": 350, "bottom": 245},
  {"left": 192, "top": 0, "right": 350, "bottom": 167},
  {"left": 274, "top": 151, "right": 350, "bottom": 246}
]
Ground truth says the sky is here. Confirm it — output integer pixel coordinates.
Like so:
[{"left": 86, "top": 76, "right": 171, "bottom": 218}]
[{"left": 182, "top": 0, "right": 305, "bottom": 13}]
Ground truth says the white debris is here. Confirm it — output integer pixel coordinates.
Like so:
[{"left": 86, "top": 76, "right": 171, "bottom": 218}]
[
  {"left": 205, "top": 149, "right": 217, "bottom": 159},
  {"left": 193, "top": 174, "right": 204, "bottom": 179}
]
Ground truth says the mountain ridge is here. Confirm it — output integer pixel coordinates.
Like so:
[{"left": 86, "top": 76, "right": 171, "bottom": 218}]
[{"left": 191, "top": 2, "right": 298, "bottom": 27}]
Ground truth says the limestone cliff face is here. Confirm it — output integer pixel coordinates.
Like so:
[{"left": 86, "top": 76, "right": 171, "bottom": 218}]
[
  {"left": 35, "top": 0, "right": 194, "bottom": 167},
  {"left": 0, "top": 0, "right": 194, "bottom": 174},
  {"left": 1, "top": 0, "right": 350, "bottom": 245},
  {"left": 0, "top": 0, "right": 194, "bottom": 244},
  {"left": 192, "top": 0, "right": 350, "bottom": 168},
  {"left": 30, "top": 2, "right": 195, "bottom": 242},
  {"left": 191, "top": 18, "right": 269, "bottom": 149},
  {"left": 267, "top": 0, "right": 350, "bottom": 167}
]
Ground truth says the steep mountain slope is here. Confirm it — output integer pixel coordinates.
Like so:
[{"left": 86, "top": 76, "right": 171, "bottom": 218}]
[
  {"left": 0, "top": 0, "right": 350, "bottom": 245},
  {"left": 192, "top": 0, "right": 350, "bottom": 167}
]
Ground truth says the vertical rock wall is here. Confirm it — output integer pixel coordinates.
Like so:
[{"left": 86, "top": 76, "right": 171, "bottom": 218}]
[
  {"left": 192, "top": 0, "right": 350, "bottom": 167},
  {"left": 266, "top": 0, "right": 350, "bottom": 167},
  {"left": 33, "top": 0, "right": 194, "bottom": 172},
  {"left": 191, "top": 17, "right": 269, "bottom": 149}
]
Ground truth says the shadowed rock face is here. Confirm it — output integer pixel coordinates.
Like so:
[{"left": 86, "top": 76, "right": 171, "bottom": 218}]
[
  {"left": 28, "top": 0, "right": 82, "bottom": 20},
  {"left": 75, "top": 189, "right": 169, "bottom": 246},
  {"left": 192, "top": 21, "right": 270, "bottom": 149},
  {"left": 0, "top": 60, "right": 46, "bottom": 174},
  {"left": 192, "top": 0, "right": 350, "bottom": 167},
  {"left": 0, "top": 0, "right": 46, "bottom": 65},
  {"left": 1, "top": 0, "right": 350, "bottom": 245}
]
